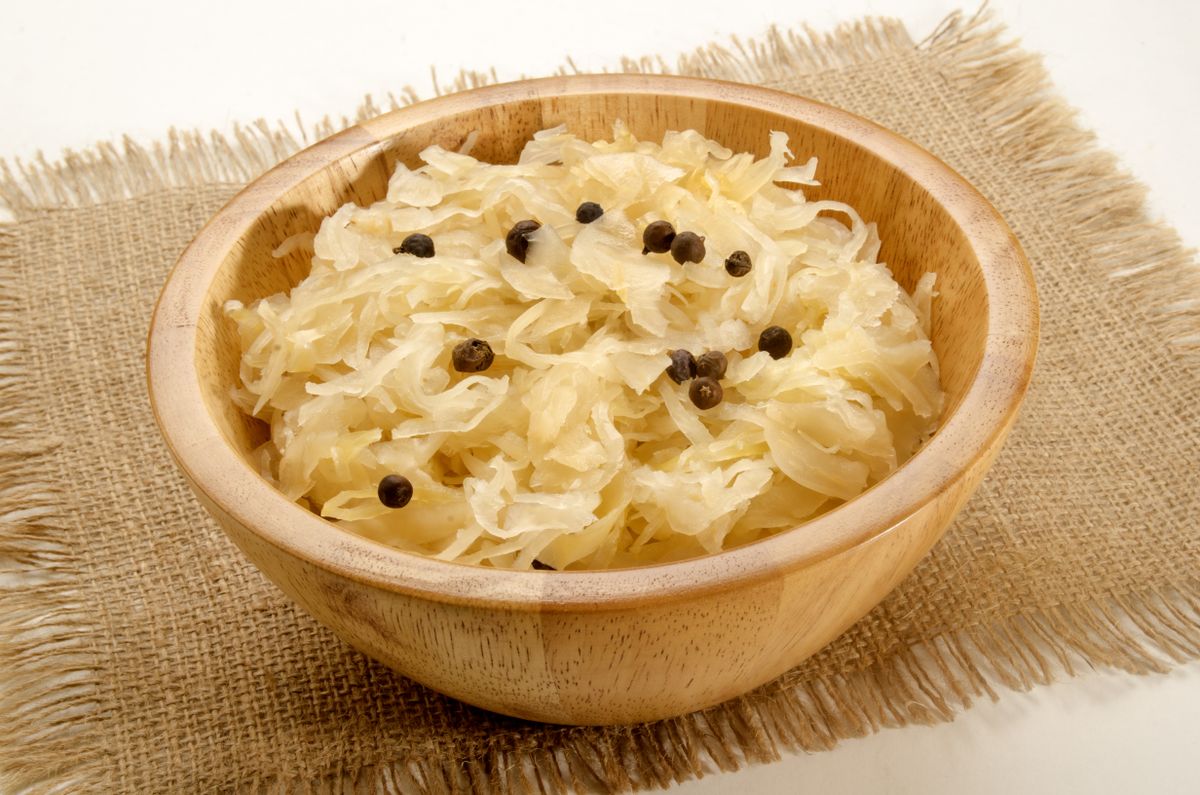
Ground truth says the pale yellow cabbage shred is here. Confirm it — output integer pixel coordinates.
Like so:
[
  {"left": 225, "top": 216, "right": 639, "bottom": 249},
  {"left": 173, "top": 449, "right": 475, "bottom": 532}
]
[{"left": 226, "top": 123, "right": 943, "bottom": 570}]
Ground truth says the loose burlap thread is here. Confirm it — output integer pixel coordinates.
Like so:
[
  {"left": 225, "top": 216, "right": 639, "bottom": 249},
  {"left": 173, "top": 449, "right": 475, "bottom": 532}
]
[{"left": 2, "top": 9, "right": 1199, "bottom": 793}]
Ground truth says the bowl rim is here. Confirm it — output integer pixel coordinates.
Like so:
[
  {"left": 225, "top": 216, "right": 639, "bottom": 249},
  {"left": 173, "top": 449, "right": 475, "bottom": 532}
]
[{"left": 147, "top": 73, "right": 1038, "bottom": 612}]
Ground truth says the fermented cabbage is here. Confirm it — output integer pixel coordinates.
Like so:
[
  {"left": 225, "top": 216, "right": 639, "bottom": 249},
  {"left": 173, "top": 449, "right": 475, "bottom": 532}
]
[{"left": 226, "top": 123, "right": 943, "bottom": 570}]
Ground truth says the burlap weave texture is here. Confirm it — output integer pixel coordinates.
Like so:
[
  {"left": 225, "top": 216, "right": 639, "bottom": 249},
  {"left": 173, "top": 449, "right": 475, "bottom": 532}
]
[{"left": 2, "top": 10, "right": 1198, "bottom": 793}]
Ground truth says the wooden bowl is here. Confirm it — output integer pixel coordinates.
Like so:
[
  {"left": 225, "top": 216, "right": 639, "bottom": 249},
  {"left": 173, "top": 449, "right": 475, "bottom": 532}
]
[{"left": 147, "top": 75, "right": 1037, "bottom": 725}]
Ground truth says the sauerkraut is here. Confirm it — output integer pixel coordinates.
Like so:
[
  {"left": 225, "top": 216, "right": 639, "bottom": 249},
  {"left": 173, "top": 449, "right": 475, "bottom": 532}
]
[{"left": 226, "top": 123, "right": 943, "bottom": 570}]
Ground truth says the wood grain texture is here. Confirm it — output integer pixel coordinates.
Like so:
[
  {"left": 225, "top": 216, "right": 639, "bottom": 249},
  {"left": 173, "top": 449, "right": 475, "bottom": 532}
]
[{"left": 146, "top": 75, "right": 1038, "bottom": 725}]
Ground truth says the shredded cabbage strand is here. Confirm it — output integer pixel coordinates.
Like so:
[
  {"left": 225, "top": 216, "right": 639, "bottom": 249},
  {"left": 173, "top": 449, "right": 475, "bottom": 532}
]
[{"left": 226, "top": 123, "right": 943, "bottom": 570}]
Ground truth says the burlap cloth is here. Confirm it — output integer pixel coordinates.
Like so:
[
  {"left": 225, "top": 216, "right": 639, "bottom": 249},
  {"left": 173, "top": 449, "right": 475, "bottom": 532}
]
[{"left": 2, "top": 9, "right": 1198, "bottom": 793}]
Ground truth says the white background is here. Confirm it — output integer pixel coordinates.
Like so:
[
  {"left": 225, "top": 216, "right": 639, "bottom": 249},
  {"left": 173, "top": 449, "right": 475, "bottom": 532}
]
[{"left": 2, "top": 1, "right": 1198, "bottom": 792}]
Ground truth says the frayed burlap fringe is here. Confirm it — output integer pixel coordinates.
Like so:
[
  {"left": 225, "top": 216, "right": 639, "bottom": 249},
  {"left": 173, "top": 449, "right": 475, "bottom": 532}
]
[
  {"left": 924, "top": 9, "right": 1200, "bottom": 362},
  {"left": 2, "top": 8, "right": 1200, "bottom": 794},
  {"left": 0, "top": 17, "right": 912, "bottom": 216},
  {"left": 0, "top": 227, "right": 106, "bottom": 792}
]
